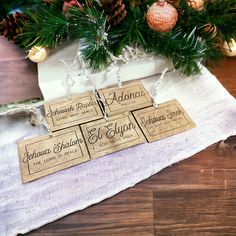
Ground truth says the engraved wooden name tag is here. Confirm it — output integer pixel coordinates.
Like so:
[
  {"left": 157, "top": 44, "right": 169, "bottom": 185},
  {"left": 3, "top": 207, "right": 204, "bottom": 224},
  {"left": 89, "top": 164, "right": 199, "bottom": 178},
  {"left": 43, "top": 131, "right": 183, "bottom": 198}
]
[
  {"left": 18, "top": 127, "right": 90, "bottom": 183},
  {"left": 133, "top": 100, "right": 196, "bottom": 142},
  {"left": 44, "top": 93, "right": 103, "bottom": 131},
  {"left": 99, "top": 81, "right": 152, "bottom": 116},
  {"left": 80, "top": 113, "right": 146, "bottom": 159}
]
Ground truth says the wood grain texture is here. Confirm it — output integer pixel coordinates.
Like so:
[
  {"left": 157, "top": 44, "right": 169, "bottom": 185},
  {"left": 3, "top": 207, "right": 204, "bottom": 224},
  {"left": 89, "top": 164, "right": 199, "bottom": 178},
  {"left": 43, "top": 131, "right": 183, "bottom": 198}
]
[
  {"left": 24, "top": 142, "right": 236, "bottom": 236},
  {"left": 18, "top": 126, "right": 90, "bottom": 183},
  {"left": 207, "top": 58, "right": 236, "bottom": 97},
  {"left": 21, "top": 57, "right": 236, "bottom": 236},
  {"left": 44, "top": 92, "right": 103, "bottom": 131},
  {"left": 154, "top": 190, "right": 236, "bottom": 235},
  {"left": 80, "top": 112, "right": 146, "bottom": 159},
  {"left": 1, "top": 36, "right": 235, "bottom": 236},
  {"left": 0, "top": 36, "right": 42, "bottom": 105},
  {"left": 132, "top": 99, "right": 195, "bottom": 142},
  {"left": 99, "top": 80, "right": 153, "bottom": 116}
]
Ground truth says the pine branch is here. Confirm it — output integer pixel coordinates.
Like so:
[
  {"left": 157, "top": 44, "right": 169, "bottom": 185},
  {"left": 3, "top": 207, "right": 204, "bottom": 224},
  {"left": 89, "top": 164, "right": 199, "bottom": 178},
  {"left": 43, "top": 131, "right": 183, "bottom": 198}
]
[
  {"left": 19, "top": 5, "right": 69, "bottom": 48},
  {"left": 0, "top": 0, "right": 47, "bottom": 19},
  {"left": 108, "top": 4, "right": 149, "bottom": 55},
  {"left": 147, "top": 27, "right": 207, "bottom": 75},
  {"left": 109, "top": 4, "right": 207, "bottom": 75},
  {"left": 204, "top": 0, "right": 236, "bottom": 41},
  {"left": 5, "top": 0, "right": 235, "bottom": 76},
  {"left": 67, "top": 4, "right": 110, "bottom": 71},
  {"left": 179, "top": 0, "right": 236, "bottom": 42}
]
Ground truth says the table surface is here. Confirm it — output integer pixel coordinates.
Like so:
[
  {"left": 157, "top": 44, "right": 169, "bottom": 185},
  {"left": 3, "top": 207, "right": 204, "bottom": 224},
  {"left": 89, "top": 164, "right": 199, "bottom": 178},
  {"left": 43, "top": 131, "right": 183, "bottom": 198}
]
[{"left": 1, "top": 37, "right": 236, "bottom": 236}]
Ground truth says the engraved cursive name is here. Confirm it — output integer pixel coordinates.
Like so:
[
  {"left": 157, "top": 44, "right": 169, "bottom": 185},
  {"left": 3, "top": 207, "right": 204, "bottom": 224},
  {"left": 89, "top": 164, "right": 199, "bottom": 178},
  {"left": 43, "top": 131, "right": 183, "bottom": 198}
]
[
  {"left": 46, "top": 105, "right": 74, "bottom": 118},
  {"left": 23, "top": 148, "right": 51, "bottom": 163},
  {"left": 141, "top": 115, "right": 166, "bottom": 127},
  {"left": 76, "top": 100, "right": 96, "bottom": 110},
  {"left": 105, "top": 90, "right": 146, "bottom": 106},
  {"left": 105, "top": 122, "right": 135, "bottom": 138},
  {"left": 166, "top": 108, "right": 183, "bottom": 119},
  {"left": 87, "top": 122, "right": 136, "bottom": 144},
  {"left": 53, "top": 138, "right": 82, "bottom": 153},
  {"left": 46, "top": 99, "right": 96, "bottom": 118},
  {"left": 140, "top": 108, "right": 184, "bottom": 127},
  {"left": 23, "top": 138, "right": 82, "bottom": 163},
  {"left": 87, "top": 128, "right": 102, "bottom": 144}
]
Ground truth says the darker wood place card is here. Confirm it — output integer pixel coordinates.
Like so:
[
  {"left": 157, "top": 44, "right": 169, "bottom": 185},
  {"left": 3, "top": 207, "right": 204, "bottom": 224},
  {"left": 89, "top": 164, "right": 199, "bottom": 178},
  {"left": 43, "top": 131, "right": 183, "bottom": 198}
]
[
  {"left": 98, "top": 81, "right": 152, "bottom": 116},
  {"left": 18, "top": 126, "right": 90, "bottom": 183},
  {"left": 133, "top": 99, "right": 196, "bottom": 142},
  {"left": 80, "top": 113, "right": 146, "bottom": 159},
  {"left": 44, "top": 92, "right": 103, "bottom": 131}
]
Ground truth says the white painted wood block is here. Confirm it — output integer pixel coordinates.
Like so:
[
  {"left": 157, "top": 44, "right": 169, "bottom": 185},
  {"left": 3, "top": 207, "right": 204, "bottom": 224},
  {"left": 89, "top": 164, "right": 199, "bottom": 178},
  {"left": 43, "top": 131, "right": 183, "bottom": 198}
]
[{"left": 38, "top": 40, "right": 173, "bottom": 101}]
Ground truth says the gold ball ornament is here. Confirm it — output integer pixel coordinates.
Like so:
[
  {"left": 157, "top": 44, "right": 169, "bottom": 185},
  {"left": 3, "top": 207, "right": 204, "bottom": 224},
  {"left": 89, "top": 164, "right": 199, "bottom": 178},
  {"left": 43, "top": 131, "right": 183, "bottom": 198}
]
[
  {"left": 221, "top": 39, "right": 236, "bottom": 57},
  {"left": 188, "top": 0, "right": 204, "bottom": 10},
  {"left": 28, "top": 46, "right": 49, "bottom": 63},
  {"left": 146, "top": 1, "right": 178, "bottom": 33}
]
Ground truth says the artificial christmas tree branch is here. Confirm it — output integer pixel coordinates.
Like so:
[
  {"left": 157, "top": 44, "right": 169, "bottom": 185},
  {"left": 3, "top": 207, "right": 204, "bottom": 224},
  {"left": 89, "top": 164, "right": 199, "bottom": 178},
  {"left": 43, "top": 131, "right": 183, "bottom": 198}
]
[{"left": 0, "top": 0, "right": 235, "bottom": 75}]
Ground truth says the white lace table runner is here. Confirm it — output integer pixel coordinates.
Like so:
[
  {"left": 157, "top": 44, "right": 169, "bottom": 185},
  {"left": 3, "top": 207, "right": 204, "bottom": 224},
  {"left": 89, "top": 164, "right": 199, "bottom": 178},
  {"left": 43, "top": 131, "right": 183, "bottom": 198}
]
[{"left": 1, "top": 67, "right": 236, "bottom": 236}]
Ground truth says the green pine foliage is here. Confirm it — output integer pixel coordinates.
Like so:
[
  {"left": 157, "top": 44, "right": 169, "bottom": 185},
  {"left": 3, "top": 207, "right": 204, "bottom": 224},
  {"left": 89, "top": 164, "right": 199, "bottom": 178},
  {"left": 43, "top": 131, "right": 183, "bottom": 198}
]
[
  {"left": 108, "top": 4, "right": 150, "bottom": 55},
  {"left": 1, "top": 0, "right": 236, "bottom": 75},
  {"left": 20, "top": 6, "right": 69, "bottom": 48},
  {"left": 68, "top": 5, "right": 110, "bottom": 70},
  {"left": 0, "top": 0, "right": 46, "bottom": 20},
  {"left": 181, "top": 0, "right": 236, "bottom": 42},
  {"left": 148, "top": 28, "right": 207, "bottom": 75}
]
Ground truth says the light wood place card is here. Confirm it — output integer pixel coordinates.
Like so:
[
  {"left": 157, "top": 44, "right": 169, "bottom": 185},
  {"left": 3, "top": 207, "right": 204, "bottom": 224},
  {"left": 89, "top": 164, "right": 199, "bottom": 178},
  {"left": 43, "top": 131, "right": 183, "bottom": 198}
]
[
  {"left": 98, "top": 81, "right": 152, "bottom": 116},
  {"left": 44, "top": 92, "right": 103, "bottom": 131},
  {"left": 80, "top": 113, "right": 146, "bottom": 159},
  {"left": 18, "top": 126, "right": 90, "bottom": 183},
  {"left": 132, "top": 99, "right": 196, "bottom": 142}
]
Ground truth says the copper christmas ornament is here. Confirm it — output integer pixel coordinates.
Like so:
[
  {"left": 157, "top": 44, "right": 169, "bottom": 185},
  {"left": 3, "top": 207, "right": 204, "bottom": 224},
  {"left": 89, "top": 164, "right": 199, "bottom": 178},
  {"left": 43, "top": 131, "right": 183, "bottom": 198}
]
[{"left": 146, "top": 1, "right": 178, "bottom": 33}]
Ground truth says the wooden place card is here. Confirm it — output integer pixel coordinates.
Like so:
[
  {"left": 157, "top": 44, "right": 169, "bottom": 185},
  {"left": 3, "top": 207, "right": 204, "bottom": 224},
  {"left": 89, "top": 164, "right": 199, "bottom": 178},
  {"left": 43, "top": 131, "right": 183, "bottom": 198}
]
[
  {"left": 99, "top": 81, "right": 152, "bottom": 116},
  {"left": 44, "top": 93, "right": 103, "bottom": 131},
  {"left": 80, "top": 113, "right": 146, "bottom": 159},
  {"left": 133, "top": 99, "right": 196, "bottom": 142},
  {"left": 18, "top": 126, "right": 90, "bottom": 183}
]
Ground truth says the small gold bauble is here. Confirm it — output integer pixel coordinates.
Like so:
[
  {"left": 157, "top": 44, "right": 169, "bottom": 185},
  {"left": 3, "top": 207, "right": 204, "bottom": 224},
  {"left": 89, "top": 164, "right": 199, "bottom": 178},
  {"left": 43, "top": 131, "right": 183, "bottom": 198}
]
[
  {"left": 188, "top": 0, "right": 204, "bottom": 10},
  {"left": 221, "top": 39, "right": 236, "bottom": 57},
  {"left": 28, "top": 46, "right": 49, "bottom": 63},
  {"left": 146, "top": 1, "right": 178, "bottom": 33}
]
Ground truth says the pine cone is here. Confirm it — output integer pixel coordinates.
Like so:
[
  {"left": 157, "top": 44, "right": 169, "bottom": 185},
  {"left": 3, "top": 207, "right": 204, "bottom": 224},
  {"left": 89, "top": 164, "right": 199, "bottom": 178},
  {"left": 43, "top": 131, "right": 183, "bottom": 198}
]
[
  {"left": 100, "top": 0, "right": 127, "bottom": 26},
  {"left": 0, "top": 12, "right": 26, "bottom": 42}
]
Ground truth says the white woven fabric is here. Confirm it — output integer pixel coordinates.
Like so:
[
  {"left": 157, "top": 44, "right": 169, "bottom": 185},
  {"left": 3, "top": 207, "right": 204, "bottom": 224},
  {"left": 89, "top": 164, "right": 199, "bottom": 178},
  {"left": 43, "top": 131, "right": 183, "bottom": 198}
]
[{"left": 1, "top": 66, "right": 236, "bottom": 236}]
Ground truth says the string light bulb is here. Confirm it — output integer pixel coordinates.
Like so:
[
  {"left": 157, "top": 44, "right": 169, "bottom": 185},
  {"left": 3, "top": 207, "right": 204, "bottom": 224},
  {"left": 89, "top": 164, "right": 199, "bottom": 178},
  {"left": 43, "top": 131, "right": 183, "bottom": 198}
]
[
  {"left": 28, "top": 46, "right": 49, "bottom": 63},
  {"left": 221, "top": 39, "right": 236, "bottom": 57}
]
